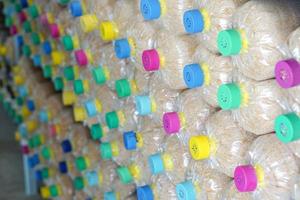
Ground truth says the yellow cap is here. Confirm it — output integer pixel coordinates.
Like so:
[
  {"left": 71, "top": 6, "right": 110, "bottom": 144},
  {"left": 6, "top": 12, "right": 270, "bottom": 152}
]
[
  {"left": 15, "top": 131, "right": 21, "bottom": 141},
  {"left": 94, "top": 99, "right": 102, "bottom": 113},
  {"left": 51, "top": 51, "right": 64, "bottom": 65},
  {"left": 73, "top": 106, "right": 87, "bottom": 122},
  {"left": 62, "top": 91, "right": 76, "bottom": 106},
  {"left": 21, "top": 106, "right": 31, "bottom": 119},
  {"left": 41, "top": 187, "right": 50, "bottom": 199},
  {"left": 0, "top": 45, "right": 7, "bottom": 56},
  {"left": 14, "top": 75, "right": 25, "bottom": 85},
  {"left": 12, "top": 65, "right": 21, "bottom": 74},
  {"left": 26, "top": 120, "right": 38, "bottom": 133},
  {"left": 80, "top": 14, "right": 98, "bottom": 33},
  {"left": 100, "top": 21, "right": 118, "bottom": 41},
  {"left": 189, "top": 135, "right": 210, "bottom": 160}
]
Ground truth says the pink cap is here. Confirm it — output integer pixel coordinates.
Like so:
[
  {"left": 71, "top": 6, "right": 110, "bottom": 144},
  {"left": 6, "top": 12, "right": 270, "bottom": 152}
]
[
  {"left": 10, "top": 25, "right": 17, "bottom": 35},
  {"left": 49, "top": 23, "right": 60, "bottom": 38},
  {"left": 75, "top": 49, "right": 88, "bottom": 67},
  {"left": 234, "top": 165, "right": 258, "bottom": 192},
  {"left": 275, "top": 59, "right": 300, "bottom": 88},
  {"left": 163, "top": 112, "right": 181, "bottom": 134},
  {"left": 22, "top": 145, "right": 30, "bottom": 154},
  {"left": 40, "top": 14, "right": 48, "bottom": 25},
  {"left": 48, "top": 125, "right": 57, "bottom": 137},
  {"left": 18, "top": 12, "right": 27, "bottom": 24},
  {"left": 142, "top": 49, "right": 160, "bottom": 71}
]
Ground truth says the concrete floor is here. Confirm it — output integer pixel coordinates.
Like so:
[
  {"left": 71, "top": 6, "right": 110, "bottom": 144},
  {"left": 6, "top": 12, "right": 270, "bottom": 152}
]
[{"left": 0, "top": 106, "right": 41, "bottom": 200}]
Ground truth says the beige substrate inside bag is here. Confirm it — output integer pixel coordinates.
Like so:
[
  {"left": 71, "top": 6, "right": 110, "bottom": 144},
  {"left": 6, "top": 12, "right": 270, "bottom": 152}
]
[
  {"left": 82, "top": 141, "right": 101, "bottom": 169},
  {"left": 152, "top": 175, "right": 177, "bottom": 200},
  {"left": 222, "top": 181, "right": 252, "bottom": 200},
  {"left": 138, "top": 127, "right": 165, "bottom": 157}
]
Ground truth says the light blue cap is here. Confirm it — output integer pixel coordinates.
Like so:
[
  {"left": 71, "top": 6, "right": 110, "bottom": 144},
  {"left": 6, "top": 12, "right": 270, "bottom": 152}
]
[
  {"left": 183, "top": 64, "right": 204, "bottom": 88},
  {"left": 39, "top": 110, "right": 48, "bottom": 123},
  {"left": 137, "top": 185, "right": 154, "bottom": 200},
  {"left": 84, "top": 100, "right": 97, "bottom": 117},
  {"left": 140, "top": 0, "right": 161, "bottom": 20},
  {"left": 43, "top": 41, "right": 52, "bottom": 55},
  {"left": 148, "top": 153, "right": 164, "bottom": 175},
  {"left": 135, "top": 96, "right": 152, "bottom": 116},
  {"left": 19, "top": 124, "right": 28, "bottom": 137},
  {"left": 70, "top": 0, "right": 83, "bottom": 17},
  {"left": 123, "top": 131, "right": 137, "bottom": 150},
  {"left": 104, "top": 191, "right": 117, "bottom": 200},
  {"left": 32, "top": 54, "right": 41, "bottom": 67},
  {"left": 18, "top": 86, "right": 28, "bottom": 97},
  {"left": 183, "top": 9, "right": 204, "bottom": 34},
  {"left": 85, "top": 171, "right": 98, "bottom": 186},
  {"left": 176, "top": 181, "right": 196, "bottom": 200},
  {"left": 114, "top": 39, "right": 131, "bottom": 59}
]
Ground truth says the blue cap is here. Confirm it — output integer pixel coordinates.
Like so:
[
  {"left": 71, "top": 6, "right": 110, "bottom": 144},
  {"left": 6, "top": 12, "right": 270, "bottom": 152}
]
[
  {"left": 85, "top": 171, "right": 98, "bottom": 186},
  {"left": 19, "top": 124, "right": 28, "bottom": 137},
  {"left": 39, "top": 110, "right": 48, "bottom": 123},
  {"left": 114, "top": 39, "right": 131, "bottom": 59},
  {"left": 18, "top": 86, "right": 28, "bottom": 97},
  {"left": 137, "top": 185, "right": 154, "bottom": 200},
  {"left": 148, "top": 153, "right": 164, "bottom": 175},
  {"left": 20, "top": 0, "right": 28, "bottom": 8},
  {"left": 16, "top": 35, "right": 24, "bottom": 47},
  {"left": 135, "top": 96, "right": 152, "bottom": 116},
  {"left": 61, "top": 139, "right": 72, "bottom": 153},
  {"left": 104, "top": 192, "right": 117, "bottom": 200},
  {"left": 59, "top": 161, "right": 68, "bottom": 173},
  {"left": 183, "top": 64, "right": 204, "bottom": 88},
  {"left": 32, "top": 54, "right": 41, "bottom": 67},
  {"left": 35, "top": 170, "right": 43, "bottom": 181},
  {"left": 176, "top": 181, "right": 196, "bottom": 200},
  {"left": 140, "top": 0, "right": 161, "bottom": 20},
  {"left": 183, "top": 9, "right": 204, "bottom": 34},
  {"left": 26, "top": 99, "right": 35, "bottom": 111},
  {"left": 123, "top": 131, "right": 137, "bottom": 150},
  {"left": 84, "top": 100, "right": 97, "bottom": 117},
  {"left": 43, "top": 41, "right": 52, "bottom": 55},
  {"left": 29, "top": 154, "right": 40, "bottom": 168},
  {"left": 70, "top": 0, "right": 83, "bottom": 17}
]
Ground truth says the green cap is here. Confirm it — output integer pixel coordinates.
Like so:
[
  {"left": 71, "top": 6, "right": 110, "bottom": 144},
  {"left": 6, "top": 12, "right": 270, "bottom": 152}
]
[
  {"left": 58, "top": 0, "right": 70, "bottom": 5},
  {"left": 42, "top": 65, "right": 52, "bottom": 78},
  {"left": 53, "top": 77, "right": 64, "bottom": 91},
  {"left": 74, "top": 177, "right": 84, "bottom": 190},
  {"left": 49, "top": 185, "right": 59, "bottom": 197},
  {"left": 105, "top": 111, "right": 119, "bottom": 129},
  {"left": 217, "top": 83, "right": 241, "bottom": 110},
  {"left": 100, "top": 142, "right": 113, "bottom": 160},
  {"left": 3, "top": 101, "right": 10, "bottom": 111},
  {"left": 63, "top": 66, "right": 75, "bottom": 80},
  {"left": 22, "top": 45, "right": 31, "bottom": 57},
  {"left": 116, "top": 167, "right": 133, "bottom": 184},
  {"left": 90, "top": 123, "right": 103, "bottom": 140},
  {"left": 115, "top": 79, "right": 131, "bottom": 98},
  {"left": 15, "top": 4, "right": 22, "bottom": 13},
  {"left": 22, "top": 21, "right": 32, "bottom": 33},
  {"left": 92, "top": 67, "right": 106, "bottom": 85},
  {"left": 31, "top": 32, "right": 40, "bottom": 45},
  {"left": 75, "top": 156, "right": 87, "bottom": 171},
  {"left": 33, "top": 135, "right": 42, "bottom": 147},
  {"left": 62, "top": 35, "right": 74, "bottom": 51},
  {"left": 41, "top": 168, "right": 49, "bottom": 179},
  {"left": 41, "top": 146, "right": 51, "bottom": 160},
  {"left": 5, "top": 16, "right": 13, "bottom": 27},
  {"left": 28, "top": 5, "right": 39, "bottom": 19},
  {"left": 73, "top": 79, "right": 84, "bottom": 95},
  {"left": 28, "top": 138, "right": 34, "bottom": 149},
  {"left": 217, "top": 29, "right": 242, "bottom": 56},
  {"left": 9, "top": 109, "right": 16, "bottom": 119},
  {"left": 15, "top": 115, "right": 23, "bottom": 124},
  {"left": 16, "top": 97, "right": 24, "bottom": 106},
  {"left": 0, "top": 93, "right": 3, "bottom": 103},
  {"left": 275, "top": 113, "right": 300, "bottom": 143}
]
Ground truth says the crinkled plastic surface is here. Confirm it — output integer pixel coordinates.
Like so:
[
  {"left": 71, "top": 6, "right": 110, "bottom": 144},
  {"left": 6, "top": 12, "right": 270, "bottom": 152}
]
[
  {"left": 133, "top": 68, "right": 152, "bottom": 94},
  {"left": 111, "top": 134, "right": 134, "bottom": 165},
  {"left": 222, "top": 181, "right": 252, "bottom": 200},
  {"left": 82, "top": 141, "right": 101, "bottom": 169},
  {"left": 129, "top": 152, "right": 152, "bottom": 186},
  {"left": 56, "top": 175, "right": 74, "bottom": 200},
  {"left": 288, "top": 27, "right": 300, "bottom": 61},
  {"left": 152, "top": 175, "right": 178, "bottom": 200},
  {"left": 138, "top": 127, "right": 165, "bottom": 157},
  {"left": 68, "top": 124, "right": 89, "bottom": 156}
]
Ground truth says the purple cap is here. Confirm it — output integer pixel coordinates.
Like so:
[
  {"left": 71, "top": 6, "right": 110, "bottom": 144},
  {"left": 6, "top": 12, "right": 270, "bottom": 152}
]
[
  {"left": 75, "top": 49, "right": 88, "bottom": 67},
  {"left": 10, "top": 25, "right": 18, "bottom": 35},
  {"left": 234, "top": 165, "right": 258, "bottom": 192},
  {"left": 275, "top": 59, "right": 300, "bottom": 88},
  {"left": 142, "top": 49, "right": 160, "bottom": 71},
  {"left": 163, "top": 112, "right": 181, "bottom": 134},
  {"left": 49, "top": 23, "right": 60, "bottom": 38}
]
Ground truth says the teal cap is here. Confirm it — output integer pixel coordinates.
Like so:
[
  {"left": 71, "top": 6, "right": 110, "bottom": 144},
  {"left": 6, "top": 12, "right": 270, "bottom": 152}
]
[
  {"left": 92, "top": 67, "right": 107, "bottom": 85},
  {"left": 116, "top": 167, "right": 133, "bottom": 184},
  {"left": 75, "top": 156, "right": 87, "bottom": 171},
  {"left": 275, "top": 113, "right": 300, "bottom": 143},
  {"left": 105, "top": 111, "right": 119, "bottom": 129},
  {"left": 73, "top": 79, "right": 84, "bottom": 94},
  {"left": 53, "top": 77, "right": 64, "bottom": 91},
  {"left": 217, "top": 83, "right": 241, "bottom": 110},
  {"left": 63, "top": 66, "right": 75, "bottom": 80},
  {"left": 217, "top": 29, "right": 242, "bottom": 56},
  {"left": 176, "top": 181, "right": 196, "bottom": 200},
  {"left": 90, "top": 123, "right": 103, "bottom": 140},
  {"left": 74, "top": 176, "right": 84, "bottom": 190},
  {"left": 100, "top": 142, "right": 113, "bottom": 160},
  {"left": 115, "top": 79, "right": 131, "bottom": 98}
]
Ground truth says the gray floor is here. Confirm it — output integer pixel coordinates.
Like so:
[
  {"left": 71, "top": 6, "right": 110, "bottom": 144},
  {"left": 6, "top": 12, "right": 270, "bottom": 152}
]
[{"left": 0, "top": 106, "right": 41, "bottom": 200}]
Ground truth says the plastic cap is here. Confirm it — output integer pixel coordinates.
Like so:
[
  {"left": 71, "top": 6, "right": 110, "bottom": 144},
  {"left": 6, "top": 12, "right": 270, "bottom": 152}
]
[
  {"left": 275, "top": 59, "right": 300, "bottom": 88},
  {"left": 49, "top": 185, "right": 59, "bottom": 197},
  {"left": 275, "top": 113, "right": 300, "bottom": 143},
  {"left": 64, "top": 66, "right": 75, "bottom": 80},
  {"left": 26, "top": 99, "right": 35, "bottom": 111},
  {"left": 54, "top": 77, "right": 64, "bottom": 91},
  {"left": 22, "top": 20, "right": 32, "bottom": 33},
  {"left": 142, "top": 49, "right": 160, "bottom": 71},
  {"left": 92, "top": 67, "right": 106, "bottom": 85},
  {"left": 32, "top": 54, "right": 41, "bottom": 66},
  {"left": 18, "top": 11, "right": 27, "bottom": 24},
  {"left": 100, "top": 21, "right": 118, "bottom": 41},
  {"left": 20, "top": 0, "right": 29, "bottom": 8},
  {"left": 183, "top": 9, "right": 204, "bottom": 34},
  {"left": 115, "top": 79, "right": 131, "bottom": 98},
  {"left": 80, "top": 14, "right": 98, "bottom": 33},
  {"left": 163, "top": 112, "right": 181, "bottom": 134},
  {"left": 58, "top": 0, "right": 70, "bottom": 5},
  {"left": 137, "top": 185, "right": 154, "bottom": 200},
  {"left": 135, "top": 96, "right": 151, "bottom": 116},
  {"left": 100, "top": 142, "right": 113, "bottom": 160},
  {"left": 75, "top": 49, "right": 88, "bottom": 66},
  {"left": 15, "top": 4, "right": 22, "bottom": 13},
  {"left": 62, "top": 90, "right": 76, "bottom": 105},
  {"left": 116, "top": 167, "right": 133, "bottom": 184},
  {"left": 39, "top": 110, "right": 48, "bottom": 122},
  {"left": 86, "top": 171, "right": 98, "bottom": 186},
  {"left": 176, "top": 181, "right": 196, "bottom": 200},
  {"left": 75, "top": 156, "right": 87, "bottom": 171},
  {"left": 74, "top": 176, "right": 84, "bottom": 190},
  {"left": 28, "top": 5, "right": 39, "bottom": 19},
  {"left": 70, "top": 0, "right": 83, "bottom": 17},
  {"left": 73, "top": 79, "right": 84, "bottom": 94},
  {"left": 41, "top": 168, "right": 49, "bottom": 179},
  {"left": 42, "top": 65, "right": 52, "bottom": 78},
  {"left": 183, "top": 64, "right": 204, "bottom": 88},
  {"left": 123, "top": 131, "right": 137, "bottom": 150},
  {"left": 85, "top": 100, "right": 97, "bottom": 117},
  {"left": 104, "top": 192, "right": 117, "bottom": 200},
  {"left": 59, "top": 161, "right": 68, "bottom": 173},
  {"left": 35, "top": 170, "right": 43, "bottom": 181},
  {"left": 51, "top": 51, "right": 64, "bottom": 65},
  {"left": 42, "top": 41, "right": 52, "bottom": 55},
  {"left": 10, "top": 25, "right": 18, "bottom": 35},
  {"left": 41, "top": 187, "right": 50, "bottom": 199},
  {"left": 140, "top": 0, "right": 161, "bottom": 20},
  {"left": 148, "top": 153, "right": 164, "bottom": 174},
  {"left": 16, "top": 35, "right": 24, "bottom": 47},
  {"left": 90, "top": 124, "right": 103, "bottom": 140},
  {"left": 217, "top": 83, "right": 241, "bottom": 110},
  {"left": 41, "top": 147, "right": 51, "bottom": 160},
  {"left": 22, "top": 45, "right": 31, "bottom": 57},
  {"left": 61, "top": 139, "right": 72, "bottom": 153},
  {"left": 62, "top": 35, "right": 74, "bottom": 51},
  {"left": 189, "top": 135, "right": 210, "bottom": 160},
  {"left": 49, "top": 23, "right": 60, "bottom": 38},
  {"left": 114, "top": 39, "right": 131, "bottom": 59},
  {"left": 73, "top": 106, "right": 86, "bottom": 122},
  {"left": 234, "top": 165, "right": 257, "bottom": 192},
  {"left": 217, "top": 29, "right": 242, "bottom": 56}
]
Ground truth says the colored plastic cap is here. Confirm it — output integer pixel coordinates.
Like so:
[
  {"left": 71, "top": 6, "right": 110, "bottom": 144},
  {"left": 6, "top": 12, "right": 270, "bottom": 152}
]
[
  {"left": 100, "top": 142, "right": 113, "bottom": 160},
  {"left": 74, "top": 176, "right": 84, "bottom": 190},
  {"left": 189, "top": 135, "right": 210, "bottom": 160},
  {"left": 275, "top": 59, "right": 300, "bottom": 88},
  {"left": 75, "top": 156, "right": 87, "bottom": 171},
  {"left": 137, "top": 185, "right": 154, "bottom": 200},
  {"left": 90, "top": 123, "right": 103, "bottom": 140},
  {"left": 105, "top": 111, "right": 119, "bottom": 129},
  {"left": 73, "top": 79, "right": 84, "bottom": 94},
  {"left": 142, "top": 49, "right": 160, "bottom": 71},
  {"left": 176, "top": 181, "right": 196, "bottom": 200},
  {"left": 217, "top": 83, "right": 241, "bottom": 110},
  {"left": 275, "top": 113, "right": 300, "bottom": 143},
  {"left": 64, "top": 66, "right": 75, "bottom": 80},
  {"left": 92, "top": 67, "right": 106, "bottom": 85},
  {"left": 123, "top": 131, "right": 137, "bottom": 150},
  {"left": 59, "top": 161, "right": 68, "bottom": 173},
  {"left": 114, "top": 38, "right": 131, "bottom": 59},
  {"left": 100, "top": 21, "right": 118, "bottom": 41},
  {"left": 217, "top": 29, "right": 242, "bottom": 56},
  {"left": 148, "top": 153, "right": 164, "bottom": 175},
  {"left": 115, "top": 79, "right": 131, "bottom": 98},
  {"left": 104, "top": 192, "right": 117, "bottom": 200},
  {"left": 135, "top": 96, "right": 152, "bottom": 116},
  {"left": 62, "top": 35, "right": 74, "bottom": 51},
  {"left": 183, "top": 64, "right": 204, "bottom": 88},
  {"left": 54, "top": 77, "right": 64, "bottom": 91},
  {"left": 183, "top": 9, "right": 204, "bottom": 34},
  {"left": 61, "top": 139, "right": 72, "bottom": 153},
  {"left": 49, "top": 23, "right": 60, "bottom": 38},
  {"left": 140, "top": 0, "right": 161, "bottom": 20},
  {"left": 116, "top": 167, "right": 133, "bottom": 184},
  {"left": 75, "top": 49, "right": 88, "bottom": 66},
  {"left": 234, "top": 165, "right": 257, "bottom": 192},
  {"left": 163, "top": 112, "right": 181, "bottom": 134},
  {"left": 70, "top": 0, "right": 83, "bottom": 17},
  {"left": 85, "top": 100, "right": 97, "bottom": 117}
]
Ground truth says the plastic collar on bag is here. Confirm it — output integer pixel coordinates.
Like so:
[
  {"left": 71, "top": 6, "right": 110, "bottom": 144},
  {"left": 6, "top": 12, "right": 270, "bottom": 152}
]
[
  {"left": 30, "top": 32, "right": 40, "bottom": 45},
  {"left": 10, "top": 25, "right": 18, "bottom": 35},
  {"left": 275, "top": 59, "right": 300, "bottom": 88},
  {"left": 115, "top": 79, "right": 131, "bottom": 98},
  {"left": 61, "top": 139, "right": 72, "bottom": 153},
  {"left": 116, "top": 167, "right": 133, "bottom": 184},
  {"left": 41, "top": 146, "right": 52, "bottom": 160},
  {"left": 176, "top": 181, "right": 196, "bottom": 200},
  {"left": 163, "top": 112, "right": 182, "bottom": 134},
  {"left": 59, "top": 161, "right": 68, "bottom": 173},
  {"left": 22, "top": 44, "right": 31, "bottom": 57},
  {"left": 189, "top": 135, "right": 210, "bottom": 160},
  {"left": 16, "top": 35, "right": 24, "bottom": 47},
  {"left": 123, "top": 131, "right": 137, "bottom": 150},
  {"left": 41, "top": 168, "right": 50, "bottom": 179},
  {"left": 73, "top": 79, "right": 85, "bottom": 94},
  {"left": 39, "top": 110, "right": 48, "bottom": 122},
  {"left": 100, "top": 142, "right": 113, "bottom": 160},
  {"left": 183, "top": 9, "right": 204, "bottom": 34},
  {"left": 142, "top": 49, "right": 160, "bottom": 71},
  {"left": 140, "top": 0, "right": 161, "bottom": 20},
  {"left": 275, "top": 113, "right": 300, "bottom": 143},
  {"left": 42, "top": 41, "right": 52, "bottom": 54},
  {"left": 114, "top": 39, "right": 131, "bottom": 59},
  {"left": 137, "top": 185, "right": 154, "bottom": 200},
  {"left": 64, "top": 66, "right": 75, "bottom": 80},
  {"left": 217, "top": 83, "right": 241, "bottom": 110},
  {"left": 104, "top": 192, "right": 117, "bottom": 200},
  {"left": 51, "top": 51, "right": 64, "bottom": 65},
  {"left": 74, "top": 176, "right": 85, "bottom": 190},
  {"left": 22, "top": 20, "right": 32, "bottom": 32},
  {"left": 234, "top": 165, "right": 258, "bottom": 192},
  {"left": 70, "top": 0, "right": 83, "bottom": 17},
  {"left": 35, "top": 170, "right": 43, "bottom": 181},
  {"left": 41, "top": 187, "right": 50, "bottom": 199},
  {"left": 18, "top": 11, "right": 27, "bottom": 24},
  {"left": 183, "top": 64, "right": 204, "bottom": 88},
  {"left": 135, "top": 96, "right": 152, "bottom": 116},
  {"left": 32, "top": 54, "right": 41, "bottom": 66},
  {"left": 90, "top": 123, "right": 103, "bottom": 140},
  {"left": 217, "top": 29, "right": 242, "bottom": 56},
  {"left": 20, "top": 0, "right": 29, "bottom": 8},
  {"left": 148, "top": 153, "right": 164, "bottom": 174}
]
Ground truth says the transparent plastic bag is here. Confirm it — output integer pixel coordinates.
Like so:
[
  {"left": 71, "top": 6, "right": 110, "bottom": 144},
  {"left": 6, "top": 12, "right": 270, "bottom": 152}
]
[
  {"left": 81, "top": 140, "right": 101, "bottom": 169},
  {"left": 222, "top": 181, "right": 252, "bottom": 200},
  {"left": 189, "top": 110, "right": 255, "bottom": 177},
  {"left": 133, "top": 68, "right": 152, "bottom": 95},
  {"left": 68, "top": 124, "right": 89, "bottom": 156}
]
